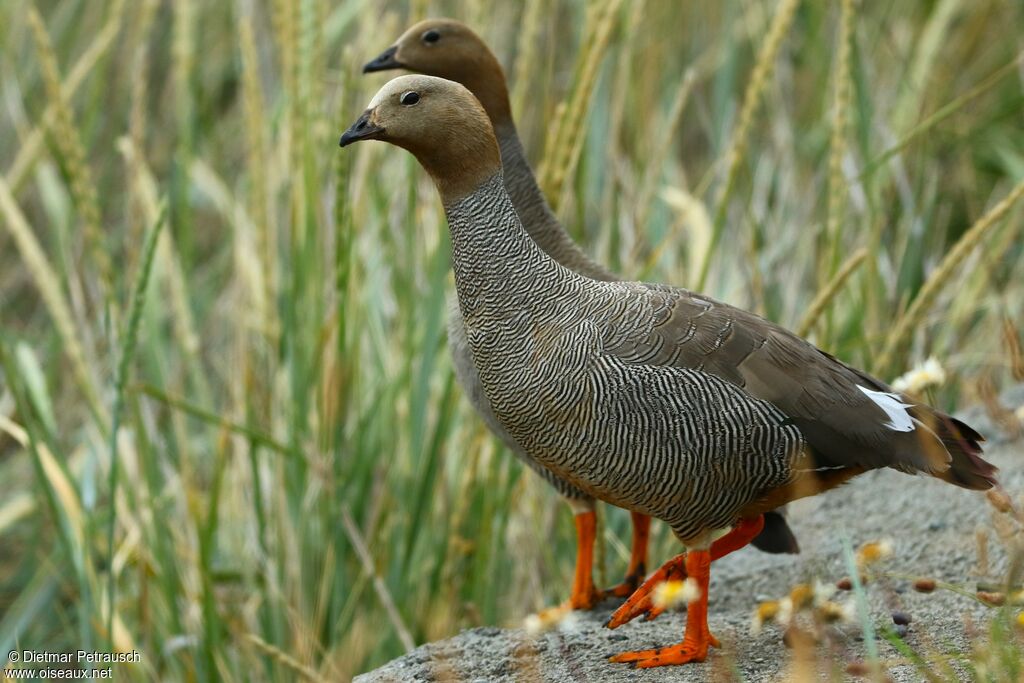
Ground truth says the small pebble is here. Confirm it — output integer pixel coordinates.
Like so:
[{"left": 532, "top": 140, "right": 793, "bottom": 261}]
[
  {"left": 846, "top": 661, "right": 869, "bottom": 676},
  {"left": 836, "top": 577, "right": 853, "bottom": 591},
  {"left": 978, "top": 591, "right": 1006, "bottom": 606},
  {"left": 913, "top": 578, "right": 937, "bottom": 593},
  {"left": 891, "top": 611, "right": 911, "bottom": 626}
]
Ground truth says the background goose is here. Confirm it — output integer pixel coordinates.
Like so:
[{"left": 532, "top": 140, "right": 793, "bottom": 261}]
[{"left": 339, "top": 74, "right": 997, "bottom": 668}]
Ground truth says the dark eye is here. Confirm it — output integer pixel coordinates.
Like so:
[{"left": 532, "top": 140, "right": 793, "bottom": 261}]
[
  {"left": 422, "top": 29, "right": 441, "bottom": 44},
  {"left": 400, "top": 91, "right": 420, "bottom": 106}
]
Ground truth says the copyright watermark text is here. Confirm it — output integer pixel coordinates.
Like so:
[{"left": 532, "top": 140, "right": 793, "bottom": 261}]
[{"left": 5, "top": 650, "right": 139, "bottom": 679}]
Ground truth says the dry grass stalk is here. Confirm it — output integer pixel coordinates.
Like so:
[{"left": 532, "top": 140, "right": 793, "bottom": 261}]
[
  {"left": 340, "top": 506, "right": 416, "bottom": 652},
  {"left": 117, "top": 138, "right": 202, "bottom": 359},
  {"left": 635, "top": 67, "right": 697, "bottom": 229},
  {"left": 538, "top": 0, "right": 623, "bottom": 210},
  {"left": 975, "top": 375, "right": 1022, "bottom": 440},
  {"left": 246, "top": 633, "right": 324, "bottom": 682},
  {"left": 127, "top": 0, "right": 159, "bottom": 267},
  {"left": 697, "top": 0, "right": 802, "bottom": 291},
  {"left": 797, "top": 247, "right": 869, "bottom": 337},
  {"left": 27, "top": 7, "right": 113, "bottom": 298},
  {"left": 172, "top": 0, "right": 194, "bottom": 127},
  {"left": 0, "top": 178, "right": 107, "bottom": 428},
  {"left": 1003, "top": 316, "right": 1024, "bottom": 381},
  {"left": 510, "top": 0, "right": 545, "bottom": 120},
  {"left": 274, "top": 0, "right": 298, "bottom": 161},
  {"left": 128, "top": 0, "right": 158, "bottom": 154},
  {"left": 239, "top": 18, "right": 276, "bottom": 332},
  {"left": 879, "top": 176, "right": 1024, "bottom": 371},
  {"left": 825, "top": 0, "right": 855, "bottom": 279},
  {"left": 5, "top": 0, "right": 124, "bottom": 193}
]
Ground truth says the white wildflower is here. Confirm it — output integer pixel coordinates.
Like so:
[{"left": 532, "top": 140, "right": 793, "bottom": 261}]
[
  {"left": 891, "top": 357, "right": 946, "bottom": 394},
  {"left": 523, "top": 614, "right": 544, "bottom": 635},
  {"left": 777, "top": 597, "right": 794, "bottom": 626},
  {"left": 818, "top": 599, "right": 857, "bottom": 624},
  {"left": 524, "top": 603, "right": 572, "bottom": 635},
  {"left": 812, "top": 580, "right": 836, "bottom": 606}
]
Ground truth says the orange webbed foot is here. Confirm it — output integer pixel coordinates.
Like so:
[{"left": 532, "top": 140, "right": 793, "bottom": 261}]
[
  {"left": 566, "top": 583, "right": 602, "bottom": 611},
  {"left": 609, "top": 635, "right": 717, "bottom": 668},
  {"left": 601, "top": 569, "right": 644, "bottom": 599}
]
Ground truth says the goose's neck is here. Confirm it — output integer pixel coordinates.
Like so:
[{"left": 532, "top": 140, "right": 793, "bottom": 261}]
[
  {"left": 444, "top": 173, "right": 571, "bottom": 320},
  {"left": 493, "top": 122, "right": 616, "bottom": 282}
]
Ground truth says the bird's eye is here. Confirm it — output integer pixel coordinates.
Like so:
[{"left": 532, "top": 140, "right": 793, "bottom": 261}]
[
  {"left": 400, "top": 91, "right": 420, "bottom": 106},
  {"left": 422, "top": 29, "right": 441, "bottom": 44}
]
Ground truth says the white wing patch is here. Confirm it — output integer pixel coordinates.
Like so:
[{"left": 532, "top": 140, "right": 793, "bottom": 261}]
[{"left": 857, "top": 385, "right": 915, "bottom": 432}]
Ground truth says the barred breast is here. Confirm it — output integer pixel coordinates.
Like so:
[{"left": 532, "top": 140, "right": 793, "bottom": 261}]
[
  {"left": 462, "top": 286, "right": 804, "bottom": 543},
  {"left": 446, "top": 297, "right": 593, "bottom": 501}
]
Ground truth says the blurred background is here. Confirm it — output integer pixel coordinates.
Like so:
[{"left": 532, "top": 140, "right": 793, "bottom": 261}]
[{"left": 1, "top": 0, "right": 1022, "bottom": 679}]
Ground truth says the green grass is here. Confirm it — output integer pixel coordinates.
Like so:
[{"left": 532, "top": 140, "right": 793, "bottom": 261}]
[{"left": 1, "top": 0, "right": 1023, "bottom": 680}]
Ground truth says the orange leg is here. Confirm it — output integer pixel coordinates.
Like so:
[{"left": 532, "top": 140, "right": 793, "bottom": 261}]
[
  {"left": 606, "top": 515, "right": 765, "bottom": 628},
  {"left": 609, "top": 550, "right": 720, "bottom": 667},
  {"left": 566, "top": 510, "right": 602, "bottom": 609},
  {"left": 604, "top": 512, "right": 651, "bottom": 598}
]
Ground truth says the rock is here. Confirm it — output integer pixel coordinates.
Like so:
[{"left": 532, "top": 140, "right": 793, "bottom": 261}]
[{"left": 355, "top": 434, "right": 1022, "bottom": 682}]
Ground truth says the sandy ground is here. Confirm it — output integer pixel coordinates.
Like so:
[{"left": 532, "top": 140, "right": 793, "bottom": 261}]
[{"left": 356, "top": 387, "right": 1024, "bottom": 682}]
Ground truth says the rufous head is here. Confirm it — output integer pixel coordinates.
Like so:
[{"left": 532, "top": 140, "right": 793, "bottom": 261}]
[
  {"left": 363, "top": 19, "right": 513, "bottom": 129},
  {"left": 339, "top": 74, "right": 502, "bottom": 203}
]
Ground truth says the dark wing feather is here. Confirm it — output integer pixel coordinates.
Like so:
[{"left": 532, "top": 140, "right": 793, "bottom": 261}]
[{"left": 601, "top": 284, "right": 996, "bottom": 489}]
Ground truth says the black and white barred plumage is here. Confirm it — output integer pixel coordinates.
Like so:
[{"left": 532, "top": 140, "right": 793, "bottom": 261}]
[
  {"left": 445, "top": 125, "right": 615, "bottom": 504},
  {"left": 447, "top": 174, "right": 808, "bottom": 544}
]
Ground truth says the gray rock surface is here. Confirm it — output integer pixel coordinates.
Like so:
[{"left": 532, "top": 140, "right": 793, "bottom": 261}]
[{"left": 357, "top": 392, "right": 1024, "bottom": 682}]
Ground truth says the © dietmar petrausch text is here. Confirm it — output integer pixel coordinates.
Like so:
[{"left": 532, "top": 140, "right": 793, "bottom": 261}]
[{"left": 4, "top": 650, "right": 140, "bottom": 679}]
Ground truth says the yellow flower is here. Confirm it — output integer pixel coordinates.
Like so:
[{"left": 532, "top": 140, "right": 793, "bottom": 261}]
[
  {"left": 751, "top": 600, "right": 781, "bottom": 634},
  {"left": 652, "top": 578, "right": 700, "bottom": 610},
  {"left": 857, "top": 539, "right": 894, "bottom": 567},
  {"left": 789, "top": 583, "right": 815, "bottom": 610},
  {"left": 817, "top": 600, "right": 856, "bottom": 624}
]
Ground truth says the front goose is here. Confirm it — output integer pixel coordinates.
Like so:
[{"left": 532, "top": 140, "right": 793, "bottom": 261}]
[
  {"left": 339, "top": 75, "right": 997, "bottom": 668},
  {"left": 362, "top": 19, "right": 801, "bottom": 609}
]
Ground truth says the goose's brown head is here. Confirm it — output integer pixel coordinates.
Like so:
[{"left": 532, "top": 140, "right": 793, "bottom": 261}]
[
  {"left": 339, "top": 75, "right": 501, "bottom": 203},
  {"left": 362, "top": 19, "right": 512, "bottom": 127}
]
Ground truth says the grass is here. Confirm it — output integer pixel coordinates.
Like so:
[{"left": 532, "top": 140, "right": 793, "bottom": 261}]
[{"left": 1, "top": 0, "right": 1023, "bottom": 680}]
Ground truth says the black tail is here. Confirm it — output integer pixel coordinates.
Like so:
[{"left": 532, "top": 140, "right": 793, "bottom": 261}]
[{"left": 750, "top": 509, "right": 800, "bottom": 554}]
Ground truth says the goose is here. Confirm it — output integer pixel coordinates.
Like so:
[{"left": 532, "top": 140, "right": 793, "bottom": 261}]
[
  {"left": 339, "top": 74, "right": 995, "bottom": 667},
  {"left": 362, "top": 20, "right": 799, "bottom": 612}
]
